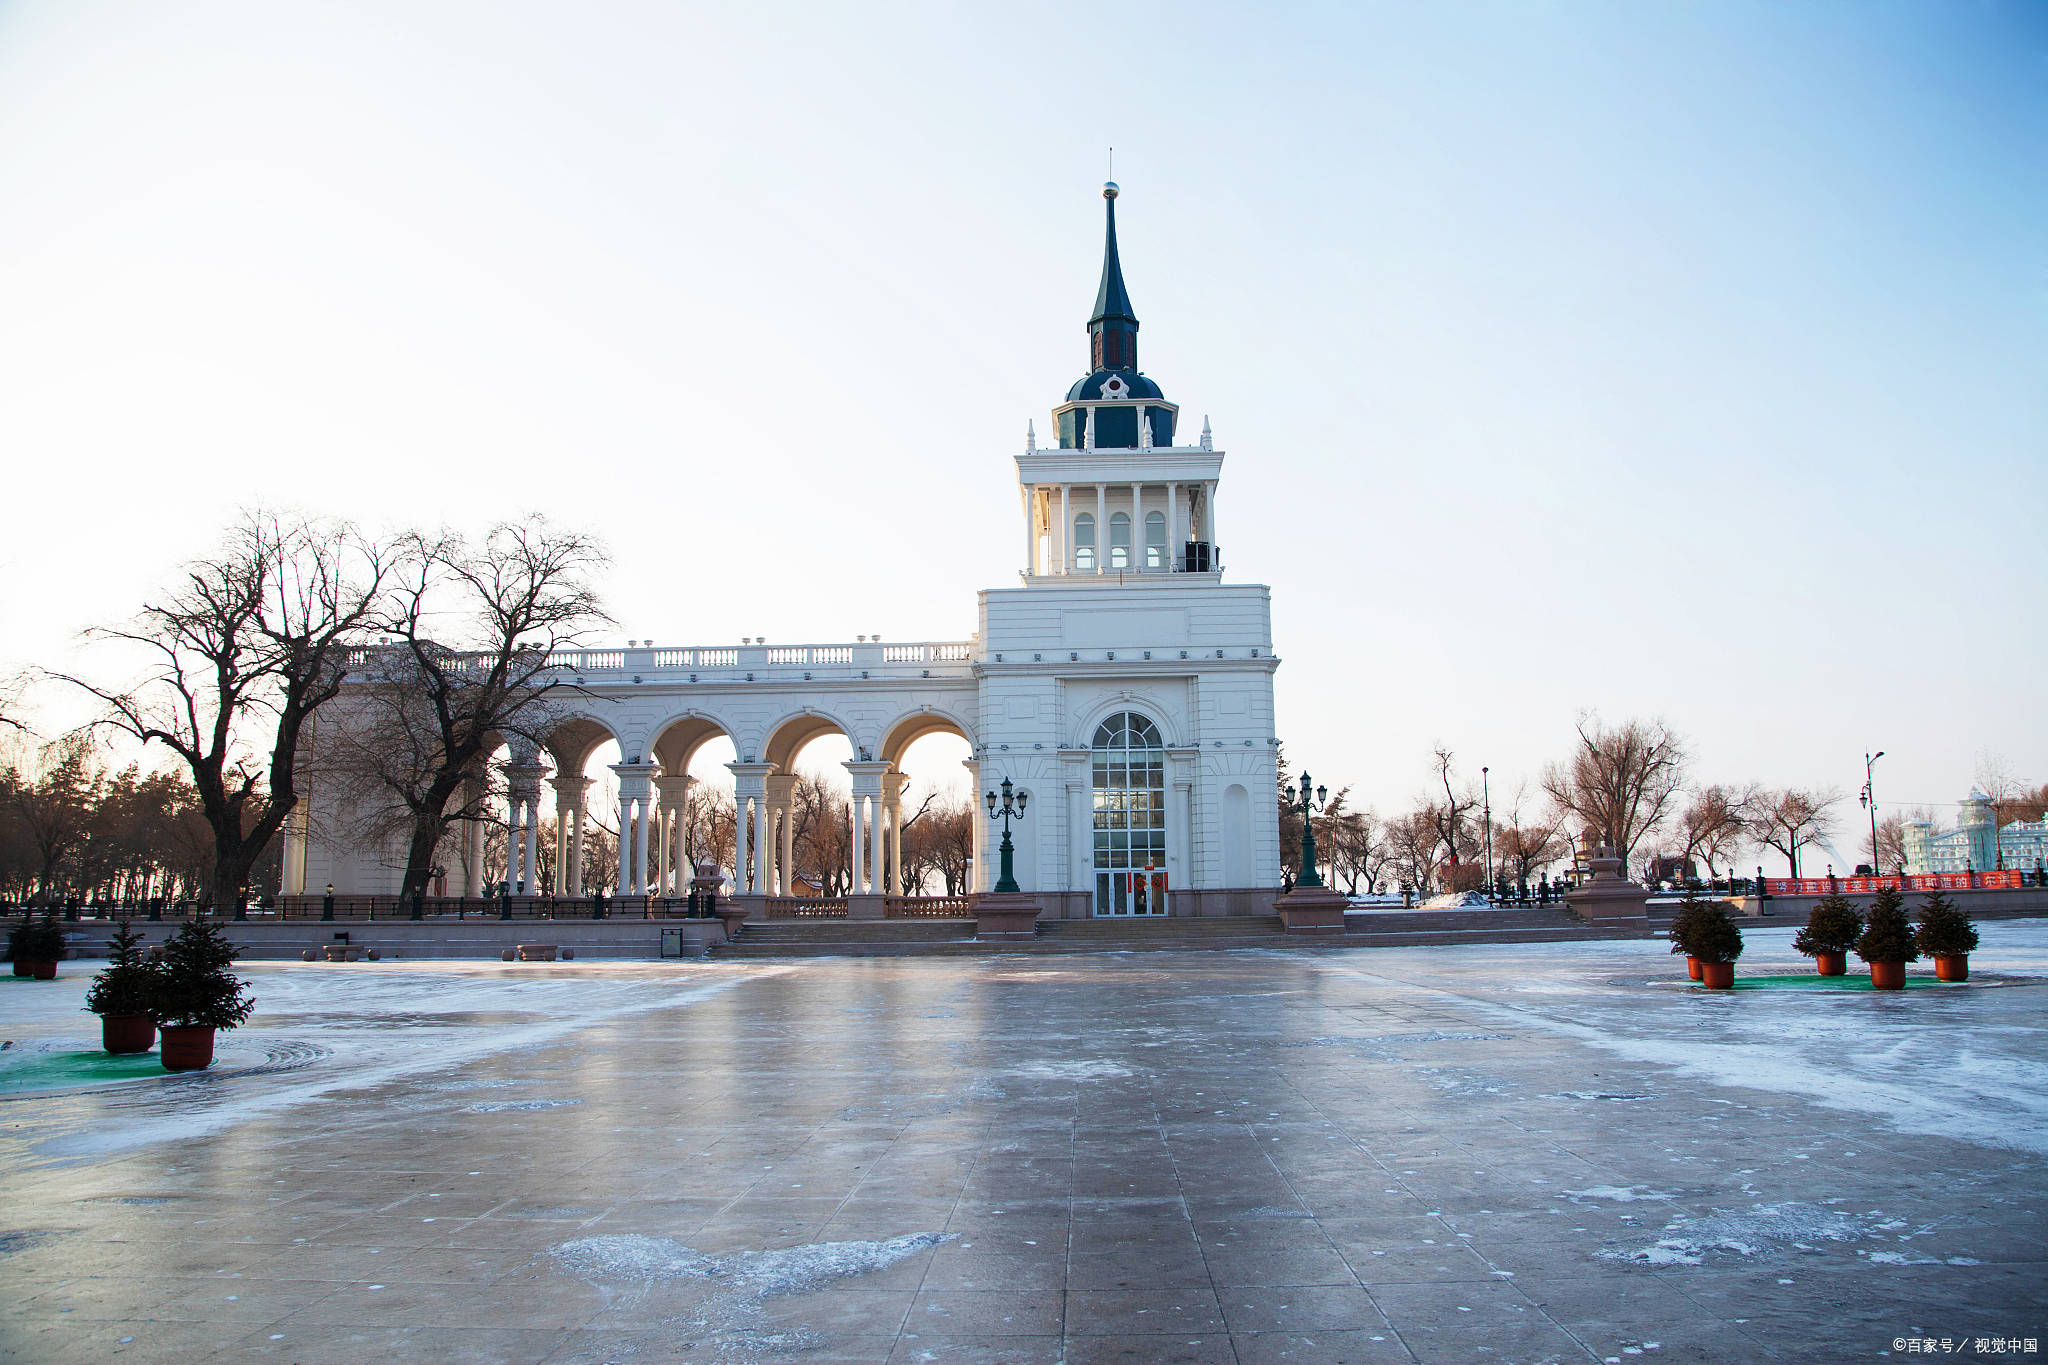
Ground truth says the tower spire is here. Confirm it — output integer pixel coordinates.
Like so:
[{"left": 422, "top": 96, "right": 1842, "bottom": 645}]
[{"left": 1088, "top": 181, "right": 1139, "bottom": 372}]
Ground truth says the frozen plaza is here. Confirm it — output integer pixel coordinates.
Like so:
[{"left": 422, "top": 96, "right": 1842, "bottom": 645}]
[{"left": 2, "top": 925, "right": 2045, "bottom": 1364}]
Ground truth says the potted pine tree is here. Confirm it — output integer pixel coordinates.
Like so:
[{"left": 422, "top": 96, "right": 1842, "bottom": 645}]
[
  {"left": 1793, "top": 893, "right": 1863, "bottom": 977},
  {"left": 1913, "top": 887, "right": 1978, "bottom": 983},
  {"left": 1667, "top": 889, "right": 1711, "bottom": 980},
  {"left": 83, "top": 920, "right": 164, "bottom": 1054},
  {"left": 1688, "top": 902, "right": 1745, "bottom": 989},
  {"left": 153, "top": 918, "right": 255, "bottom": 1072},
  {"left": 8, "top": 912, "right": 67, "bottom": 979},
  {"left": 1855, "top": 884, "right": 1918, "bottom": 990}
]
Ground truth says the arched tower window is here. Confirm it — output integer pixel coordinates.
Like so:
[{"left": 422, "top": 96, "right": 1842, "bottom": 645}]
[
  {"left": 1073, "top": 512, "right": 1096, "bottom": 572},
  {"left": 1091, "top": 711, "right": 1166, "bottom": 915},
  {"left": 1109, "top": 511, "right": 1131, "bottom": 570},
  {"left": 1143, "top": 511, "right": 1167, "bottom": 570}
]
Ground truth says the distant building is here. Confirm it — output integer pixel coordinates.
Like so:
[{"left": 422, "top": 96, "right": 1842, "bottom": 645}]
[{"left": 1902, "top": 790, "right": 2048, "bottom": 874}]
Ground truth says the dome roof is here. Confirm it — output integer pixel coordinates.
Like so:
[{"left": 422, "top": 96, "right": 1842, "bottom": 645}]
[{"left": 1065, "top": 369, "right": 1165, "bottom": 403}]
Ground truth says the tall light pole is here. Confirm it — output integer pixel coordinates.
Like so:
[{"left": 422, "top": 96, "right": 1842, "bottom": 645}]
[
  {"left": 1860, "top": 750, "right": 1885, "bottom": 875},
  {"left": 984, "top": 778, "right": 1029, "bottom": 895},
  {"left": 1481, "top": 766, "right": 1493, "bottom": 901},
  {"left": 1283, "top": 770, "right": 1329, "bottom": 888}
]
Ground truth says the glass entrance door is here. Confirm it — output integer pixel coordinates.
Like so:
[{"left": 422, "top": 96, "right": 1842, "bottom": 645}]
[{"left": 1091, "top": 712, "right": 1167, "bottom": 915}]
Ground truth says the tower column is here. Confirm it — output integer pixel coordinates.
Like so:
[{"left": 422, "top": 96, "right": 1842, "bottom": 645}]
[
  {"left": 1168, "top": 482, "right": 1179, "bottom": 567},
  {"left": 849, "top": 795, "right": 866, "bottom": 895},
  {"left": 1060, "top": 485, "right": 1072, "bottom": 573},
  {"left": 570, "top": 806, "right": 585, "bottom": 894},
  {"left": 503, "top": 760, "right": 547, "bottom": 896},
  {"left": 1130, "top": 482, "right": 1141, "bottom": 568},
  {"left": 1023, "top": 485, "right": 1036, "bottom": 576},
  {"left": 549, "top": 775, "right": 590, "bottom": 896},
  {"left": 883, "top": 770, "right": 907, "bottom": 896},
  {"left": 1095, "top": 485, "right": 1106, "bottom": 574}
]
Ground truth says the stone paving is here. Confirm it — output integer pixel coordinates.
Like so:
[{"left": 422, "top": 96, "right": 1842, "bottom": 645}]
[{"left": 2, "top": 923, "right": 2045, "bottom": 1364}]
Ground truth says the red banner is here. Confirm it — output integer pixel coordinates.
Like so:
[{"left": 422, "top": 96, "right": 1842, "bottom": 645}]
[{"left": 1764, "top": 871, "right": 2023, "bottom": 895}]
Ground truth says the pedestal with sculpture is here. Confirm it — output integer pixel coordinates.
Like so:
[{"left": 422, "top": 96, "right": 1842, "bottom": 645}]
[
  {"left": 972, "top": 778, "right": 1043, "bottom": 940},
  {"left": 1564, "top": 834, "right": 1651, "bottom": 925},
  {"left": 1275, "top": 769, "right": 1347, "bottom": 934}
]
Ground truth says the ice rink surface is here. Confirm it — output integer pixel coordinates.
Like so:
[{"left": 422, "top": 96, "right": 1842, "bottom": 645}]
[{"left": 2, "top": 921, "right": 2043, "bottom": 1363}]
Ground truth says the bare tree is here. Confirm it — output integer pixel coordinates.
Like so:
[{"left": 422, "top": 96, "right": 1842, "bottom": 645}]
[
  {"left": 55, "top": 513, "right": 388, "bottom": 909},
  {"left": 1747, "top": 787, "right": 1841, "bottom": 878},
  {"left": 1322, "top": 791, "right": 1388, "bottom": 895},
  {"left": 3, "top": 734, "right": 99, "bottom": 901},
  {"left": 1387, "top": 806, "right": 1442, "bottom": 895},
  {"left": 339, "top": 519, "right": 609, "bottom": 897},
  {"left": 1427, "top": 747, "right": 1481, "bottom": 885},
  {"left": 1540, "top": 714, "right": 1689, "bottom": 865},
  {"left": 683, "top": 782, "right": 736, "bottom": 878},
  {"left": 1491, "top": 782, "right": 1565, "bottom": 892},
  {"left": 1866, "top": 811, "right": 1907, "bottom": 876},
  {"left": 1974, "top": 754, "right": 2044, "bottom": 829},
  {"left": 1676, "top": 784, "right": 1750, "bottom": 880},
  {"left": 903, "top": 796, "right": 975, "bottom": 895}
]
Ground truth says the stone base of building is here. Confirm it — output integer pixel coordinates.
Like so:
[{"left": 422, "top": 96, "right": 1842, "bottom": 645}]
[
  {"left": 846, "top": 894, "right": 888, "bottom": 922},
  {"left": 1275, "top": 884, "right": 1348, "bottom": 934},
  {"left": 973, "top": 892, "right": 1044, "bottom": 940}
]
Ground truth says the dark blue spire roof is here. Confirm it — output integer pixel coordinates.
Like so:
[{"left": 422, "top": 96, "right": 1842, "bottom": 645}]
[
  {"left": 1091, "top": 183, "right": 1137, "bottom": 328},
  {"left": 1085, "top": 182, "right": 1142, "bottom": 376}
]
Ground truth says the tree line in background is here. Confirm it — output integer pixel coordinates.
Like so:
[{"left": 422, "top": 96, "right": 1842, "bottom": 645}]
[
  {"left": 0, "top": 733, "right": 278, "bottom": 905},
  {"left": 1280, "top": 720, "right": 2048, "bottom": 898}
]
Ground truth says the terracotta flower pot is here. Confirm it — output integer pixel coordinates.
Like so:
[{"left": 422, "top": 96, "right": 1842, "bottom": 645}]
[
  {"left": 1699, "top": 961, "right": 1734, "bottom": 990},
  {"left": 9, "top": 959, "right": 26, "bottom": 977},
  {"left": 1869, "top": 960, "right": 1906, "bottom": 991},
  {"left": 1814, "top": 951, "right": 1846, "bottom": 977},
  {"left": 1686, "top": 955, "right": 1702, "bottom": 981},
  {"left": 1934, "top": 954, "right": 1969, "bottom": 983},
  {"left": 17, "top": 960, "right": 57, "bottom": 980},
  {"left": 101, "top": 1015, "right": 156, "bottom": 1055},
  {"left": 160, "top": 1025, "right": 217, "bottom": 1072}
]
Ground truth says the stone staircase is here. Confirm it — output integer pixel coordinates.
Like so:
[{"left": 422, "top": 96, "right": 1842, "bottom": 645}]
[
  {"left": 1034, "top": 915, "right": 1288, "bottom": 948},
  {"left": 1342, "top": 907, "right": 1645, "bottom": 947},
  {"left": 708, "top": 919, "right": 982, "bottom": 959},
  {"left": 704, "top": 907, "right": 1647, "bottom": 960}
]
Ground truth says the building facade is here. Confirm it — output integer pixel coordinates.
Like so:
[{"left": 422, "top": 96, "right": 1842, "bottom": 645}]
[
  {"left": 1902, "top": 790, "right": 2048, "bottom": 875},
  {"left": 289, "top": 183, "right": 1283, "bottom": 916}
]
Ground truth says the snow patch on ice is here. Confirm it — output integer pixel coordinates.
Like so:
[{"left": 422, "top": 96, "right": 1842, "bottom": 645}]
[
  {"left": 1566, "top": 1186, "right": 1675, "bottom": 1203},
  {"left": 1601, "top": 1202, "right": 1864, "bottom": 1267},
  {"left": 468, "top": 1098, "right": 582, "bottom": 1113},
  {"left": 551, "top": 1231, "right": 951, "bottom": 1296},
  {"left": 1008, "top": 1059, "right": 1132, "bottom": 1081}
]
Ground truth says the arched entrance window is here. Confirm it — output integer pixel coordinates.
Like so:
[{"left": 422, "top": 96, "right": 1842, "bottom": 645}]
[
  {"left": 1108, "top": 512, "right": 1131, "bottom": 570},
  {"left": 1143, "top": 510, "right": 1167, "bottom": 570},
  {"left": 1092, "top": 711, "right": 1166, "bottom": 915},
  {"left": 1073, "top": 512, "right": 1096, "bottom": 572}
]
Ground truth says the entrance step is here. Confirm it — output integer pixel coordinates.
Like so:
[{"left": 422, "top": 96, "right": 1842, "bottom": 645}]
[
  {"left": 702, "top": 909, "right": 1646, "bottom": 959},
  {"left": 1038, "top": 915, "right": 1285, "bottom": 939},
  {"left": 1344, "top": 906, "right": 1645, "bottom": 946}
]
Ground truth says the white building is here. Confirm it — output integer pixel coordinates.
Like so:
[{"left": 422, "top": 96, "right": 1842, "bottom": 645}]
[
  {"left": 289, "top": 183, "right": 1283, "bottom": 917},
  {"left": 1902, "top": 790, "right": 2048, "bottom": 875}
]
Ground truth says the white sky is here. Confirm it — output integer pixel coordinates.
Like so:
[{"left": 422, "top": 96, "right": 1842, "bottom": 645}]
[{"left": 0, "top": 2, "right": 2042, "bottom": 850}]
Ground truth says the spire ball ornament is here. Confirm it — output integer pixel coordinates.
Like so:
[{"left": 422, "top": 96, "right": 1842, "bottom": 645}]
[{"left": 1103, "top": 180, "right": 1118, "bottom": 199}]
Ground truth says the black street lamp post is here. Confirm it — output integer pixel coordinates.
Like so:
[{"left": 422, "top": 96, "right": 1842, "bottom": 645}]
[
  {"left": 984, "top": 778, "right": 1029, "bottom": 895},
  {"left": 1283, "top": 770, "right": 1329, "bottom": 889},
  {"left": 1860, "top": 750, "right": 1885, "bottom": 875},
  {"left": 1481, "top": 765, "right": 1493, "bottom": 902}
]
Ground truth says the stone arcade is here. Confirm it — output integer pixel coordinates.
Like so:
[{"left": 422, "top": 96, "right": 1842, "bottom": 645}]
[{"left": 288, "top": 184, "right": 1284, "bottom": 921}]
